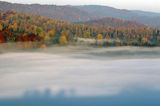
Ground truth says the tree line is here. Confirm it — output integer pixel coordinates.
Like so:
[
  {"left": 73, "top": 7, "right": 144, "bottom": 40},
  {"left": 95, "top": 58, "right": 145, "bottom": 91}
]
[{"left": 0, "top": 10, "right": 160, "bottom": 48}]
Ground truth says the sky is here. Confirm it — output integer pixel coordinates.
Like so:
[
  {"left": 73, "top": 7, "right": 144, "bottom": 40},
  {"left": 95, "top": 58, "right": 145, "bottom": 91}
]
[{"left": 2, "top": 0, "right": 160, "bottom": 13}]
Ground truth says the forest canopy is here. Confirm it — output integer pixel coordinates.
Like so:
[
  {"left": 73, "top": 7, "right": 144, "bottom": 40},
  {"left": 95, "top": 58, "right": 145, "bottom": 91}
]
[{"left": 0, "top": 10, "right": 160, "bottom": 47}]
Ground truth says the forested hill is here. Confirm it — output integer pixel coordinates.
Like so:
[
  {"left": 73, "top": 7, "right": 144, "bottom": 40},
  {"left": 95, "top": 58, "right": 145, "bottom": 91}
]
[
  {"left": 83, "top": 17, "right": 145, "bottom": 28},
  {"left": 0, "top": 10, "right": 160, "bottom": 47},
  {"left": 76, "top": 5, "right": 160, "bottom": 27},
  {"left": 1, "top": 1, "right": 160, "bottom": 27},
  {"left": 0, "top": 1, "right": 96, "bottom": 22}
]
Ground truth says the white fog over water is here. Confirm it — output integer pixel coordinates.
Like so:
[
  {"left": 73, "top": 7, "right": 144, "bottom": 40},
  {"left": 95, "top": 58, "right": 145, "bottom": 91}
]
[{"left": 0, "top": 46, "right": 160, "bottom": 98}]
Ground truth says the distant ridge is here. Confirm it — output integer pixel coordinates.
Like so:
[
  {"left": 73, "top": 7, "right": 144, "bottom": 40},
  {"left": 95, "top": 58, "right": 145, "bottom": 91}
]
[
  {"left": 83, "top": 17, "right": 146, "bottom": 28},
  {"left": 0, "top": 1, "right": 160, "bottom": 27},
  {"left": 0, "top": 1, "right": 97, "bottom": 22},
  {"left": 76, "top": 5, "right": 160, "bottom": 27}
]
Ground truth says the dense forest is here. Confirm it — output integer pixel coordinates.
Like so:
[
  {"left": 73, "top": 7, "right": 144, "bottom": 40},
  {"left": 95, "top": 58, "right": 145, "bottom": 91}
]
[{"left": 0, "top": 10, "right": 160, "bottom": 48}]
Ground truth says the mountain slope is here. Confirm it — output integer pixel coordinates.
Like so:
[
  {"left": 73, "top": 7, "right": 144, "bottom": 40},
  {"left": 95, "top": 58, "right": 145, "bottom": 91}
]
[
  {"left": 0, "top": 1, "right": 160, "bottom": 27},
  {"left": 76, "top": 5, "right": 160, "bottom": 27},
  {"left": 0, "top": 1, "right": 96, "bottom": 22},
  {"left": 83, "top": 17, "right": 145, "bottom": 28},
  {"left": 132, "top": 10, "right": 160, "bottom": 17},
  {"left": 76, "top": 5, "right": 136, "bottom": 19}
]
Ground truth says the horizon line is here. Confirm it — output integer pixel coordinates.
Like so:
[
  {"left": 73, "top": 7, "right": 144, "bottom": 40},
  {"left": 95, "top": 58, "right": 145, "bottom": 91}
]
[{"left": 0, "top": 0, "right": 160, "bottom": 13}]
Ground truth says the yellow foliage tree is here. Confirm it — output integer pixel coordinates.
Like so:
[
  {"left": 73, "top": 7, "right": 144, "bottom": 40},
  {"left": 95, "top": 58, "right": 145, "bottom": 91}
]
[
  {"left": 44, "top": 35, "right": 50, "bottom": 42},
  {"left": 8, "top": 21, "right": 18, "bottom": 31},
  {"left": 97, "top": 34, "right": 103, "bottom": 40},
  {"left": 96, "top": 34, "right": 103, "bottom": 47},
  {"left": 47, "top": 29, "right": 56, "bottom": 37},
  {"left": 39, "top": 32, "right": 45, "bottom": 38},
  {"left": 12, "top": 22, "right": 18, "bottom": 31},
  {"left": 59, "top": 35, "right": 68, "bottom": 45},
  {"left": 84, "top": 31, "right": 91, "bottom": 38},
  {"left": 31, "top": 25, "right": 37, "bottom": 35},
  {"left": 0, "top": 23, "right": 3, "bottom": 31}
]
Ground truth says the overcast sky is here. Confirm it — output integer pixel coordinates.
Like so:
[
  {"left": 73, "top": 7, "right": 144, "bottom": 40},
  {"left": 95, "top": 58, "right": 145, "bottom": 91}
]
[{"left": 2, "top": 0, "right": 160, "bottom": 13}]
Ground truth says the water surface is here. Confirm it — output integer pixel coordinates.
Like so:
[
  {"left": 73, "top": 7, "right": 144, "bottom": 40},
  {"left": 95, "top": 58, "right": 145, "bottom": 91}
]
[{"left": 0, "top": 46, "right": 160, "bottom": 105}]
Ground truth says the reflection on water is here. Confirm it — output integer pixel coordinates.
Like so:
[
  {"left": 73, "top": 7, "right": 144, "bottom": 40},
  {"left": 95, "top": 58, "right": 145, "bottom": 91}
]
[
  {"left": 0, "top": 88, "right": 160, "bottom": 106},
  {"left": 0, "top": 46, "right": 160, "bottom": 105}
]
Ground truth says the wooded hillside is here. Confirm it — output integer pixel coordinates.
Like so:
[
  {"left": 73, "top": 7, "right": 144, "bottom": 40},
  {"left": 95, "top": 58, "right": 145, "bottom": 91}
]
[{"left": 0, "top": 10, "right": 160, "bottom": 47}]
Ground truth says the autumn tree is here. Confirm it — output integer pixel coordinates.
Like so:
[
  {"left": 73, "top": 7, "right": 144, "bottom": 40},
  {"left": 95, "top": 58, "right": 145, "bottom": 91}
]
[
  {"left": 59, "top": 31, "right": 68, "bottom": 45},
  {"left": 47, "top": 29, "right": 56, "bottom": 37},
  {"left": 96, "top": 34, "right": 103, "bottom": 46},
  {"left": 0, "top": 23, "right": 3, "bottom": 31},
  {"left": 36, "top": 27, "right": 43, "bottom": 35},
  {"left": 97, "top": 34, "right": 103, "bottom": 40},
  {"left": 12, "top": 22, "right": 18, "bottom": 31},
  {"left": 0, "top": 10, "right": 159, "bottom": 47},
  {"left": 84, "top": 31, "right": 91, "bottom": 38},
  {"left": 0, "top": 32, "right": 5, "bottom": 43}
]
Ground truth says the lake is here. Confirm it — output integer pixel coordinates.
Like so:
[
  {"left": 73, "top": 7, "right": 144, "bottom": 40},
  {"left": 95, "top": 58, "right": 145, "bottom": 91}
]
[{"left": 0, "top": 46, "right": 160, "bottom": 106}]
